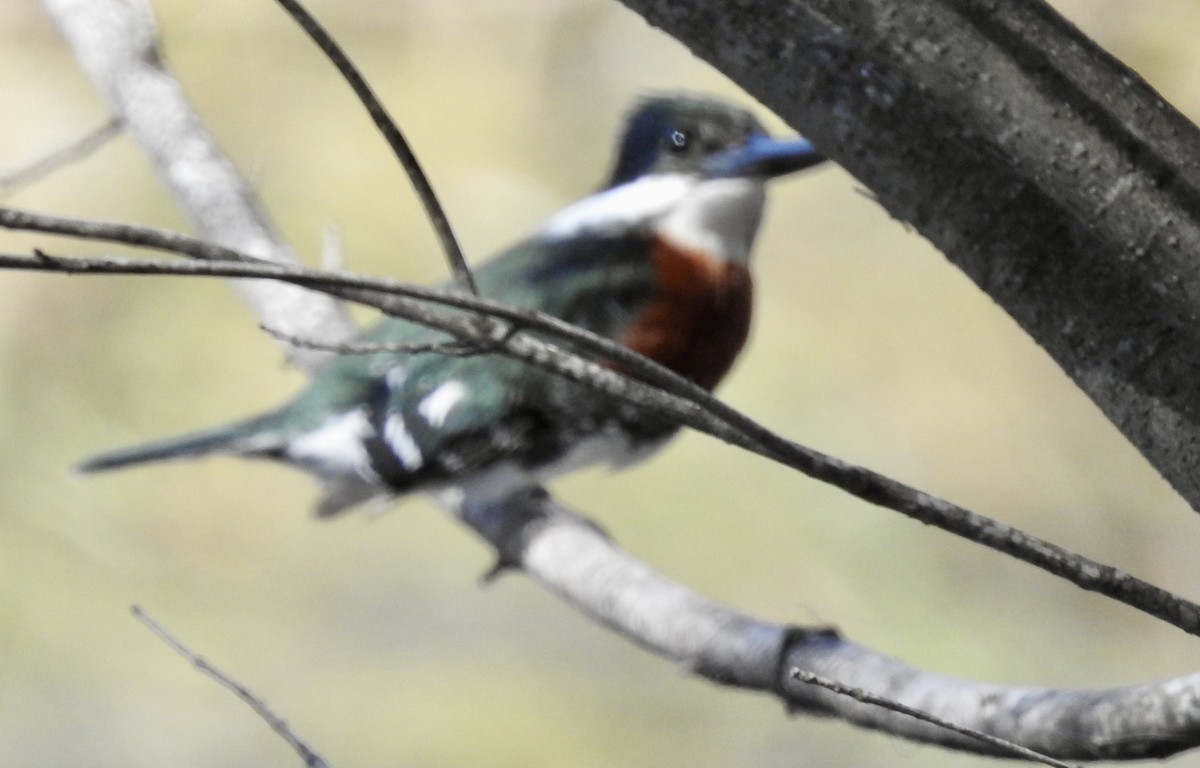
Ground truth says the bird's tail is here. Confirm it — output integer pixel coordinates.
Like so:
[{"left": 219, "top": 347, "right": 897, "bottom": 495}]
[{"left": 76, "top": 412, "right": 288, "bottom": 474}]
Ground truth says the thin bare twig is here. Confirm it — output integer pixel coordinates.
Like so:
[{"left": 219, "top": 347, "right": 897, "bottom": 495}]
[
  {"left": 0, "top": 206, "right": 244, "bottom": 258},
  {"left": 270, "top": 0, "right": 477, "bottom": 296},
  {"left": 5, "top": 244, "right": 1199, "bottom": 641},
  {"left": 131, "top": 606, "right": 333, "bottom": 768},
  {"left": 0, "top": 117, "right": 122, "bottom": 197},
  {"left": 0, "top": 205, "right": 743, "bottom": 408},
  {"left": 791, "top": 668, "right": 1080, "bottom": 768},
  {"left": 261, "top": 324, "right": 493, "bottom": 357}
]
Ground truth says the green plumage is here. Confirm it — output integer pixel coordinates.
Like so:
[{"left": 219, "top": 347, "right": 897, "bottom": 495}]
[
  {"left": 79, "top": 232, "right": 668, "bottom": 509},
  {"left": 78, "top": 93, "right": 826, "bottom": 515}
]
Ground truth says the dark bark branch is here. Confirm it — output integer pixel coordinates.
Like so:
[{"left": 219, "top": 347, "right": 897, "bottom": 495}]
[
  {"left": 39, "top": 0, "right": 355, "bottom": 372},
  {"left": 462, "top": 487, "right": 1200, "bottom": 761},
  {"left": 613, "top": 0, "right": 1200, "bottom": 514}
]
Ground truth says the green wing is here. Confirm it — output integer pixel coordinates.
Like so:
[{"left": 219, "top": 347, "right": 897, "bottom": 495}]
[
  {"left": 77, "top": 233, "right": 661, "bottom": 488},
  {"left": 322, "top": 233, "right": 662, "bottom": 486}
]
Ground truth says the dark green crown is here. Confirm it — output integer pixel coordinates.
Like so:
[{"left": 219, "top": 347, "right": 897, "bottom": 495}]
[{"left": 606, "top": 94, "right": 766, "bottom": 187}]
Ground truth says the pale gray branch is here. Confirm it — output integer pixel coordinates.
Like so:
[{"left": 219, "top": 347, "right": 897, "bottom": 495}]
[
  {"left": 461, "top": 487, "right": 1200, "bottom": 761},
  {"left": 39, "top": 0, "right": 355, "bottom": 371}
]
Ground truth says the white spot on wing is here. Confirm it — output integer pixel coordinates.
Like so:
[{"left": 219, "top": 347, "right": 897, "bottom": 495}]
[
  {"left": 541, "top": 174, "right": 693, "bottom": 238},
  {"left": 385, "top": 366, "right": 408, "bottom": 389},
  {"left": 418, "top": 381, "right": 467, "bottom": 428},
  {"left": 384, "top": 414, "right": 424, "bottom": 469},
  {"left": 286, "top": 410, "right": 376, "bottom": 480}
]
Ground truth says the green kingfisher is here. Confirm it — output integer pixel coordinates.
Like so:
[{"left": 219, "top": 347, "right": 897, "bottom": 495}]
[{"left": 78, "top": 94, "right": 826, "bottom": 516}]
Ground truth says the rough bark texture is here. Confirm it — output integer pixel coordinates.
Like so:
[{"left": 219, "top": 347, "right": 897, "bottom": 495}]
[{"left": 616, "top": 0, "right": 1200, "bottom": 512}]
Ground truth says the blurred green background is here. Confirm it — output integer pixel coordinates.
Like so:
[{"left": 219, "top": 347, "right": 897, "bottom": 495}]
[{"left": 3, "top": 1, "right": 1200, "bottom": 766}]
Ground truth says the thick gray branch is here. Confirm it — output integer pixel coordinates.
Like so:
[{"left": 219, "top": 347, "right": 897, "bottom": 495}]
[
  {"left": 615, "top": 0, "right": 1200, "bottom": 513},
  {"left": 463, "top": 487, "right": 1200, "bottom": 761},
  {"left": 40, "top": 0, "right": 355, "bottom": 371}
]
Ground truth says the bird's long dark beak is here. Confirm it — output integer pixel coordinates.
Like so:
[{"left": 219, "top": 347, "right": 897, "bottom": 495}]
[{"left": 704, "top": 133, "right": 826, "bottom": 179}]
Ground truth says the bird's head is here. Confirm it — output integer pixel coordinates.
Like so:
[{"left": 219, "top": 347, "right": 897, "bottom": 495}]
[
  {"left": 606, "top": 94, "right": 823, "bottom": 187},
  {"left": 542, "top": 94, "right": 826, "bottom": 263}
]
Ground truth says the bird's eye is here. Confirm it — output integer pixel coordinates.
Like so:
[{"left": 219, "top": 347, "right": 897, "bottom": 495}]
[{"left": 666, "top": 129, "right": 690, "bottom": 152}]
